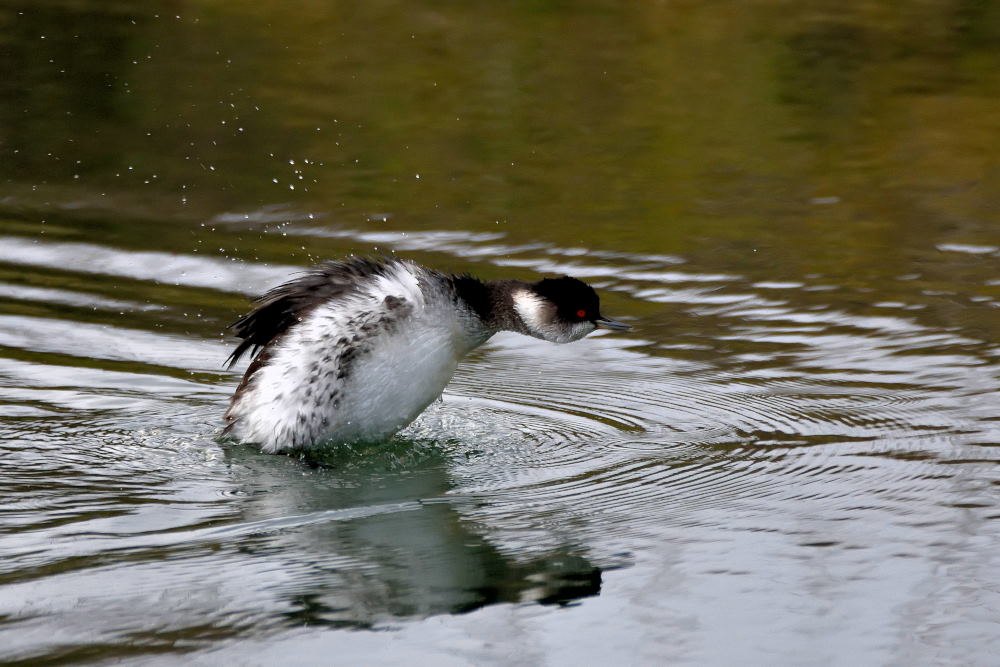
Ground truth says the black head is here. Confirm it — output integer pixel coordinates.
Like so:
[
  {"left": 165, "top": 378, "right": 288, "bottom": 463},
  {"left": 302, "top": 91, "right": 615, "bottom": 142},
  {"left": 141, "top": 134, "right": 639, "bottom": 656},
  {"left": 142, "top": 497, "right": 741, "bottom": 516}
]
[
  {"left": 513, "top": 275, "right": 629, "bottom": 343},
  {"left": 532, "top": 276, "right": 602, "bottom": 325}
]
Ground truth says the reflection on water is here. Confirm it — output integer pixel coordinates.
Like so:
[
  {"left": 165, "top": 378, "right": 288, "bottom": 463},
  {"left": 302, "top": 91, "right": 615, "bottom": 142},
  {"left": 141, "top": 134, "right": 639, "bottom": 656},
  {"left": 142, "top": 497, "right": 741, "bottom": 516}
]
[
  {"left": 227, "top": 442, "right": 604, "bottom": 625},
  {"left": 2, "top": 0, "right": 1000, "bottom": 664},
  {"left": 0, "top": 379, "right": 603, "bottom": 658}
]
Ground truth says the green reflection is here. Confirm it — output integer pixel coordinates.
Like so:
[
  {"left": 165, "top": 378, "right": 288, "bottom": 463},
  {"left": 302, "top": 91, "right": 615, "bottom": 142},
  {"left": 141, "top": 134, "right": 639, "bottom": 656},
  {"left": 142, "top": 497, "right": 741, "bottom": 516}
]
[{"left": 2, "top": 0, "right": 996, "bottom": 267}]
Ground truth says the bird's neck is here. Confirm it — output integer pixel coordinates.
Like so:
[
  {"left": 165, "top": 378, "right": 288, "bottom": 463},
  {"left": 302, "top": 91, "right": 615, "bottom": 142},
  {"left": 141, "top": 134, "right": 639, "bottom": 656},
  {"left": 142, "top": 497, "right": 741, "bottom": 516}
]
[
  {"left": 485, "top": 279, "right": 534, "bottom": 335},
  {"left": 450, "top": 275, "right": 533, "bottom": 337}
]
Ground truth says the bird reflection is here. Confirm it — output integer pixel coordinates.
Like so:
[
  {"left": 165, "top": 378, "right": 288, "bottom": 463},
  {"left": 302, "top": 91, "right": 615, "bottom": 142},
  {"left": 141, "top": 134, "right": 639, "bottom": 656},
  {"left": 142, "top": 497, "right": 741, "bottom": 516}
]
[{"left": 222, "top": 439, "right": 602, "bottom": 627}]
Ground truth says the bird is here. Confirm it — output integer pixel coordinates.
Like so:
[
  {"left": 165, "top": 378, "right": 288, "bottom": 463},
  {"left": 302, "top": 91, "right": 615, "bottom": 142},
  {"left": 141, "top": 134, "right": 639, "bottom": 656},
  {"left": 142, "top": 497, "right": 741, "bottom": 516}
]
[{"left": 223, "top": 255, "right": 629, "bottom": 453}]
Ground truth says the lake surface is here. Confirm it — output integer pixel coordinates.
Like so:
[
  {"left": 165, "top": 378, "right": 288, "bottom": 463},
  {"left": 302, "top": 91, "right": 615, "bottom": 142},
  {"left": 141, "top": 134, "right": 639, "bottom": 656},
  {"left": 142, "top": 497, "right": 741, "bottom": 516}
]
[{"left": 2, "top": 1, "right": 999, "bottom": 664}]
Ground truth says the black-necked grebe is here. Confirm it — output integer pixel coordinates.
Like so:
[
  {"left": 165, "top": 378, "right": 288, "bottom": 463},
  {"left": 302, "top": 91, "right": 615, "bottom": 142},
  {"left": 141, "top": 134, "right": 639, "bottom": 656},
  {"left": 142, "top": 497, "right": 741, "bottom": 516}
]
[{"left": 223, "top": 256, "right": 629, "bottom": 453}]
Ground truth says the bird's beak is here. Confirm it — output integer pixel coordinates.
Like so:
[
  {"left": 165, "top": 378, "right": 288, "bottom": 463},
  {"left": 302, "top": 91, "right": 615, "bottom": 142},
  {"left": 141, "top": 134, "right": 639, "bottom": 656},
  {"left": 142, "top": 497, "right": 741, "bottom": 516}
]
[{"left": 594, "top": 316, "right": 630, "bottom": 331}]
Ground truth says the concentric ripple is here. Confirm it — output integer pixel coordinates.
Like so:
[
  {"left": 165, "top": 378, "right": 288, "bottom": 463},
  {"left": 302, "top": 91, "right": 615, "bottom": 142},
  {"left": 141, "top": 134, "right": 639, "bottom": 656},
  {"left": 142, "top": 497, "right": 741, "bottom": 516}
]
[{"left": 2, "top": 219, "right": 1000, "bottom": 661}]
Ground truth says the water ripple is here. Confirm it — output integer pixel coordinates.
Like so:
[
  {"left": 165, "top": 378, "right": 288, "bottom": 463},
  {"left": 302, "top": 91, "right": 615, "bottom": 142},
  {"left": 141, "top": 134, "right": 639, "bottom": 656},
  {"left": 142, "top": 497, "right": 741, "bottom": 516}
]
[{"left": 2, "top": 224, "right": 999, "bottom": 659}]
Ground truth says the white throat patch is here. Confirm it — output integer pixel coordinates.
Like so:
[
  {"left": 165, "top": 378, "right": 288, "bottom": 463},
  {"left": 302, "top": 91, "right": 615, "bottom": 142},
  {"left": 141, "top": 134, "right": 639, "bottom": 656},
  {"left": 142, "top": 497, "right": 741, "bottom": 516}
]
[{"left": 513, "top": 290, "right": 548, "bottom": 332}]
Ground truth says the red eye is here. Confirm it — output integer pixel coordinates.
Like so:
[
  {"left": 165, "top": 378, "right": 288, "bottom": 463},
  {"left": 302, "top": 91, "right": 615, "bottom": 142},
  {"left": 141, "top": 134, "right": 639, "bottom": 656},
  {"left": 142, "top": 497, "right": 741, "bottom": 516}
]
[{"left": 576, "top": 309, "right": 587, "bottom": 318}]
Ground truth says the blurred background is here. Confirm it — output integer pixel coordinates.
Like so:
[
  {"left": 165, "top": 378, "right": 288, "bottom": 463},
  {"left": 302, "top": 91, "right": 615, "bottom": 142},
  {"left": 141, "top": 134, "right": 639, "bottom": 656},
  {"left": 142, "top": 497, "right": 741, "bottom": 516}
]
[{"left": 1, "top": 1, "right": 999, "bottom": 664}]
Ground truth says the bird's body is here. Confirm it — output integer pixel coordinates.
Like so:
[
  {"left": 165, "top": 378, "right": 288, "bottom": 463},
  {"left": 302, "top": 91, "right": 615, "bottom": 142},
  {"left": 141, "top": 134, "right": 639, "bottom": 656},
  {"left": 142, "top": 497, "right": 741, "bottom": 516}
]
[{"left": 224, "top": 256, "right": 627, "bottom": 453}]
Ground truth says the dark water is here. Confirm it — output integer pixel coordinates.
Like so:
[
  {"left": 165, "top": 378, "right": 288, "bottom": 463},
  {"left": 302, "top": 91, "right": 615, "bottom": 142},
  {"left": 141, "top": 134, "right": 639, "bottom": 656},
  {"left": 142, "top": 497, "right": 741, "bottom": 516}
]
[{"left": 2, "top": 1, "right": 1000, "bottom": 664}]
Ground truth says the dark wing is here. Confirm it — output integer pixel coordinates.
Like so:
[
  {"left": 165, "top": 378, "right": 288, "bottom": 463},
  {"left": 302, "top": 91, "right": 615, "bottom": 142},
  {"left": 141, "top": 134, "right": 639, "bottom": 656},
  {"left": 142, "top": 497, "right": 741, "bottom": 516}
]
[{"left": 225, "top": 256, "right": 392, "bottom": 368}]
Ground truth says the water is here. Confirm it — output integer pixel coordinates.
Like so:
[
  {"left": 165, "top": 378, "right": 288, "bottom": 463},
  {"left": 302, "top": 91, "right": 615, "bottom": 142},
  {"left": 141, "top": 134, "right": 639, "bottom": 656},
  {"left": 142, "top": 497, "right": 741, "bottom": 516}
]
[{"left": 2, "top": 1, "right": 1000, "bottom": 664}]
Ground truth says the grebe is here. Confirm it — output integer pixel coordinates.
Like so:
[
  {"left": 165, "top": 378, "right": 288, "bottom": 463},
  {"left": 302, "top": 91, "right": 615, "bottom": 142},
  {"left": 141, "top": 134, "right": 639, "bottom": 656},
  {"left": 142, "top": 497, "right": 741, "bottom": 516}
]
[{"left": 223, "top": 256, "right": 629, "bottom": 453}]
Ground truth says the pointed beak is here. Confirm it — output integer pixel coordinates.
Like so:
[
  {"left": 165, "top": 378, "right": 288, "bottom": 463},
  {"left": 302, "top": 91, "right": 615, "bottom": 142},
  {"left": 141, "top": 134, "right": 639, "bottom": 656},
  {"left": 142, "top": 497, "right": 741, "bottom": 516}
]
[{"left": 594, "top": 316, "right": 630, "bottom": 331}]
